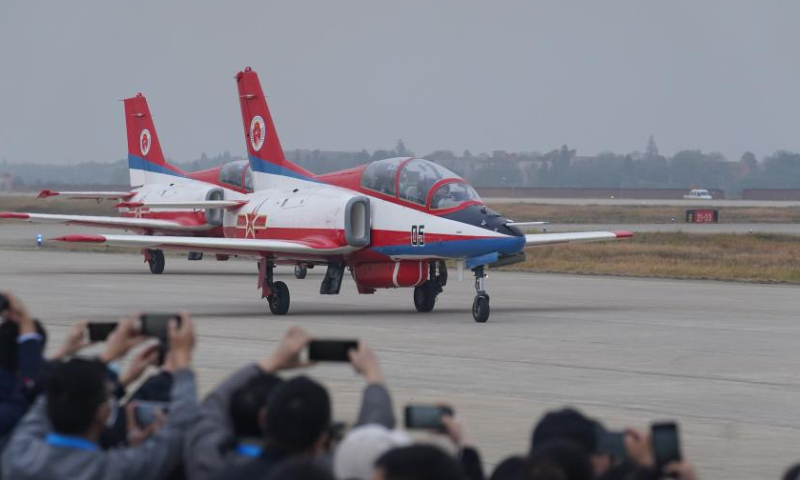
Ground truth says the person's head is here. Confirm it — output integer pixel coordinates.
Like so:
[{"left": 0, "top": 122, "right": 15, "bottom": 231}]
[
  {"left": 263, "top": 375, "right": 331, "bottom": 457},
  {"left": 266, "top": 458, "right": 335, "bottom": 480},
  {"left": 230, "top": 372, "right": 283, "bottom": 438},
  {"left": 783, "top": 464, "right": 800, "bottom": 480},
  {"left": 526, "top": 440, "right": 593, "bottom": 480},
  {"left": 334, "top": 425, "right": 411, "bottom": 480},
  {"left": 47, "top": 358, "right": 110, "bottom": 439},
  {"left": 490, "top": 455, "right": 526, "bottom": 480},
  {"left": 0, "top": 319, "right": 47, "bottom": 375},
  {"left": 374, "top": 444, "right": 466, "bottom": 480},
  {"left": 531, "top": 408, "right": 609, "bottom": 477}
]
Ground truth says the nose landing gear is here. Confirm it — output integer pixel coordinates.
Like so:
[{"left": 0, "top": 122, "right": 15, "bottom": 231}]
[
  {"left": 145, "top": 249, "right": 165, "bottom": 274},
  {"left": 472, "top": 265, "right": 490, "bottom": 323},
  {"left": 258, "top": 258, "right": 290, "bottom": 315}
]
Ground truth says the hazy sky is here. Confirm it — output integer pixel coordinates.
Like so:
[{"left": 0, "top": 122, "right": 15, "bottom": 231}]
[{"left": 1, "top": 1, "right": 799, "bottom": 165}]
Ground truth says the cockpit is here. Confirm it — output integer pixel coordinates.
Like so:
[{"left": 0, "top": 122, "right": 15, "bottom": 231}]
[
  {"left": 218, "top": 160, "right": 253, "bottom": 193},
  {"left": 360, "top": 158, "right": 482, "bottom": 211}
]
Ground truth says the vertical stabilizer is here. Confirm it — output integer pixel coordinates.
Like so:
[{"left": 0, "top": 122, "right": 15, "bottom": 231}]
[
  {"left": 235, "top": 67, "right": 315, "bottom": 191},
  {"left": 124, "top": 94, "right": 185, "bottom": 187}
]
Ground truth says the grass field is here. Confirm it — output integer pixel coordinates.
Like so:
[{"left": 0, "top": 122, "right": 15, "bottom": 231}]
[
  {"left": 0, "top": 195, "right": 116, "bottom": 215},
  {"left": 491, "top": 202, "right": 800, "bottom": 224},
  {"left": 510, "top": 232, "right": 800, "bottom": 283}
]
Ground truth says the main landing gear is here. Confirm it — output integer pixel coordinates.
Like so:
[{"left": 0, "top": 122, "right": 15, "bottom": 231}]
[
  {"left": 259, "top": 259, "right": 290, "bottom": 315},
  {"left": 145, "top": 249, "right": 165, "bottom": 275},
  {"left": 413, "top": 261, "right": 447, "bottom": 313},
  {"left": 294, "top": 264, "right": 310, "bottom": 279},
  {"left": 471, "top": 265, "right": 490, "bottom": 323}
]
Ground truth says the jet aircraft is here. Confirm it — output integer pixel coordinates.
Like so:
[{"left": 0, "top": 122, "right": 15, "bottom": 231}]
[{"left": 2, "top": 68, "right": 632, "bottom": 322}]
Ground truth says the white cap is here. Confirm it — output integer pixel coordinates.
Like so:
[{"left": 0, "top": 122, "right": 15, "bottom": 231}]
[{"left": 334, "top": 424, "right": 412, "bottom": 480}]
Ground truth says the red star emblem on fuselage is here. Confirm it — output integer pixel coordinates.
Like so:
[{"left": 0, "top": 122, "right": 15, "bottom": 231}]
[{"left": 236, "top": 212, "right": 267, "bottom": 239}]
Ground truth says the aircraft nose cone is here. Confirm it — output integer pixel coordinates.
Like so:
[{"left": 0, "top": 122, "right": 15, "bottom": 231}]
[{"left": 442, "top": 204, "right": 523, "bottom": 236}]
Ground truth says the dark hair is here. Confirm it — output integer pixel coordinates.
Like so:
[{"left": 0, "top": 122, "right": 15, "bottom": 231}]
[
  {"left": 230, "top": 372, "right": 283, "bottom": 438},
  {"left": 531, "top": 408, "right": 599, "bottom": 456},
  {"left": 783, "top": 464, "right": 800, "bottom": 480},
  {"left": 263, "top": 376, "right": 331, "bottom": 456},
  {"left": 375, "top": 444, "right": 467, "bottom": 480},
  {"left": 526, "top": 440, "right": 593, "bottom": 480},
  {"left": 265, "top": 458, "right": 335, "bottom": 480},
  {"left": 490, "top": 455, "right": 526, "bottom": 480},
  {"left": 47, "top": 358, "right": 108, "bottom": 435},
  {"left": 0, "top": 320, "right": 47, "bottom": 374}
]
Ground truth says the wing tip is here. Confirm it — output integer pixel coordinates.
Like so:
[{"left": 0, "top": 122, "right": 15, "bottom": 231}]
[
  {"left": 0, "top": 212, "right": 30, "bottom": 220},
  {"left": 614, "top": 231, "right": 634, "bottom": 239},
  {"left": 51, "top": 234, "right": 107, "bottom": 244},
  {"left": 37, "top": 190, "right": 58, "bottom": 198}
]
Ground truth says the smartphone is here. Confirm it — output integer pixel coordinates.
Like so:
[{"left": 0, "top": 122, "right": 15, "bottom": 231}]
[
  {"left": 651, "top": 422, "right": 681, "bottom": 468},
  {"left": 139, "top": 313, "right": 180, "bottom": 343},
  {"left": 308, "top": 339, "right": 358, "bottom": 362},
  {"left": 596, "top": 430, "right": 627, "bottom": 460},
  {"left": 404, "top": 405, "right": 454, "bottom": 431},
  {"left": 87, "top": 322, "right": 117, "bottom": 342},
  {"left": 133, "top": 401, "right": 169, "bottom": 428}
]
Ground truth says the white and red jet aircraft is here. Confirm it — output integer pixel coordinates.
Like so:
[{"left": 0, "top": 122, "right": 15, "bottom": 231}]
[
  {"left": 1, "top": 94, "right": 255, "bottom": 274},
  {"left": 4, "top": 68, "right": 632, "bottom": 322}
]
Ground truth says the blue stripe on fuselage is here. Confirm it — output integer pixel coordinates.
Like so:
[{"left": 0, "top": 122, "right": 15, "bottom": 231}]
[
  {"left": 248, "top": 155, "right": 319, "bottom": 183},
  {"left": 372, "top": 235, "right": 525, "bottom": 259},
  {"left": 128, "top": 154, "right": 185, "bottom": 178}
]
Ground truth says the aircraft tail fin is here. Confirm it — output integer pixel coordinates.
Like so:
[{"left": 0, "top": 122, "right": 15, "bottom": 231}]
[
  {"left": 235, "top": 67, "right": 315, "bottom": 191},
  {"left": 123, "top": 94, "right": 186, "bottom": 187}
]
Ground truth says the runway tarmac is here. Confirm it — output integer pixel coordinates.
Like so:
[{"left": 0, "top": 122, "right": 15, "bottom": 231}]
[{"left": 1, "top": 232, "right": 799, "bottom": 478}]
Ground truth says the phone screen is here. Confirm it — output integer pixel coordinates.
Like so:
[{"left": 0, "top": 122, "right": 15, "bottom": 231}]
[
  {"left": 87, "top": 322, "right": 117, "bottom": 342},
  {"left": 308, "top": 340, "right": 358, "bottom": 362},
  {"left": 404, "top": 405, "right": 453, "bottom": 431},
  {"left": 651, "top": 422, "right": 681, "bottom": 468},
  {"left": 139, "top": 314, "right": 180, "bottom": 343},
  {"left": 597, "top": 431, "right": 627, "bottom": 460}
]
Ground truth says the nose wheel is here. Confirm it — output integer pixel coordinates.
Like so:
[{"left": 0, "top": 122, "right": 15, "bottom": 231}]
[
  {"left": 145, "top": 249, "right": 165, "bottom": 275},
  {"left": 294, "top": 264, "right": 308, "bottom": 279},
  {"left": 472, "top": 266, "right": 490, "bottom": 323},
  {"left": 259, "top": 259, "right": 290, "bottom": 315}
]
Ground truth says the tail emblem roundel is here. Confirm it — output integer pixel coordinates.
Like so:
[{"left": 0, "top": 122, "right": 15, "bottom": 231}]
[
  {"left": 140, "top": 129, "right": 151, "bottom": 156},
  {"left": 250, "top": 116, "right": 266, "bottom": 151}
]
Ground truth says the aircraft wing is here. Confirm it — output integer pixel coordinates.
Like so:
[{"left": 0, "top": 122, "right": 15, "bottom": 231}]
[
  {"left": 525, "top": 230, "right": 633, "bottom": 246},
  {"left": 37, "top": 190, "right": 134, "bottom": 200},
  {"left": 0, "top": 212, "right": 209, "bottom": 232},
  {"left": 51, "top": 234, "right": 357, "bottom": 257},
  {"left": 115, "top": 200, "right": 246, "bottom": 210}
]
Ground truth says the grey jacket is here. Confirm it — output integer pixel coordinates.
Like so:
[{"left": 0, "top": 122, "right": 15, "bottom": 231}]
[
  {"left": 184, "top": 364, "right": 395, "bottom": 480},
  {"left": 1, "top": 369, "right": 198, "bottom": 480}
]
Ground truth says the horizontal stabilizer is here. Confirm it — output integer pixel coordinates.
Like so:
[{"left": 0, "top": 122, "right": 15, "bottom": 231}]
[
  {"left": 115, "top": 200, "right": 247, "bottom": 210},
  {"left": 525, "top": 231, "right": 633, "bottom": 247},
  {"left": 0, "top": 212, "right": 210, "bottom": 233},
  {"left": 38, "top": 190, "right": 134, "bottom": 200},
  {"left": 51, "top": 233, "right": 357, "bottom": 257}
]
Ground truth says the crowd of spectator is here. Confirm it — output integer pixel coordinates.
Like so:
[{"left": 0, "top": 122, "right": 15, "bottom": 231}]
[{"left": 0, "top": 290, "right": 787, "bottom": 480}]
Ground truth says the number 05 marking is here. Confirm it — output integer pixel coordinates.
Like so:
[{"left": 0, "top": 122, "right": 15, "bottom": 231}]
[{"left": 411, "top": 225, "right": 425, "bottom": 247}]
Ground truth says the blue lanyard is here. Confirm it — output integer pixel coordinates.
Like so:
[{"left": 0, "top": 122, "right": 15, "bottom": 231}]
[
  {"left": 45, "top": 433, "right": 98, "bottom": 451},
  {"left": 236, "top": 443, "right": 263, "bottom": 458}
]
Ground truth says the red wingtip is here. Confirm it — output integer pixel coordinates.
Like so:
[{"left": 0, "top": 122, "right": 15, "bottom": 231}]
[
  {"left": 37, "top": 190, "right": 58, "bottom": 198},
  {"left": 0, "top": 212, "right": 30, "bottom": 220},
  {"left": 615, "top": 231, "right": 634, "bottom": 239},
  {"left": 51, "top": 235, "right": 107, "bottom": 243}
]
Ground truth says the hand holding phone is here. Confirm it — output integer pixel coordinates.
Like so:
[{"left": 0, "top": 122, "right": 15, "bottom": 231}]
[
  {"left": 404, "top": 405, "right": 454, "bottom": 432},
  {"left": 308, "top": 339, "right": 358, "bottom": 362},
  {"left": 139, "top": 313, "right": 181, "bottom": 343}
]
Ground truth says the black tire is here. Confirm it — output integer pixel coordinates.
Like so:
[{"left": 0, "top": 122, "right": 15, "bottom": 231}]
[
  {"left": 472, "top": 295, "right": 490, "bottom": 323},
  {"left": 148, "top": 249, "right": 165, "bottom": 275},
  {"left": 294, "top": 265, "right": 308, "bottom": 279},
  {"left": 413, "top": 282, "right": 437, "bottom": 313},
  {"left": 268, "top": 281, "right": 291, "bottom": 315}
]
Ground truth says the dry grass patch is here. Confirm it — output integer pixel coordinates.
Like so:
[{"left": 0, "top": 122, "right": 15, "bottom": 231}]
[
  {"left": 0, "top": 195, "right": 116, "bottom": 216},
  {"left": 508, "top": 232, "right": 800, "bottom": 283}
]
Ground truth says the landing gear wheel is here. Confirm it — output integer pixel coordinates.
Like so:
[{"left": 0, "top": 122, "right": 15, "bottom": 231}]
[
  {"left": 294, "top": 265, "right": 308, "bottom": 279},
  {"left": 268, "top": 281, "right": 291, "bottom": 315},
  {"left": 472, "top": 295, "right": 490, "bottom": 323},
  {"left": 148, "top": 249, "right": 165, "bottom": 275},
  {"left": 413, "top": 282, "right": 437, "bottom": 312}
]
